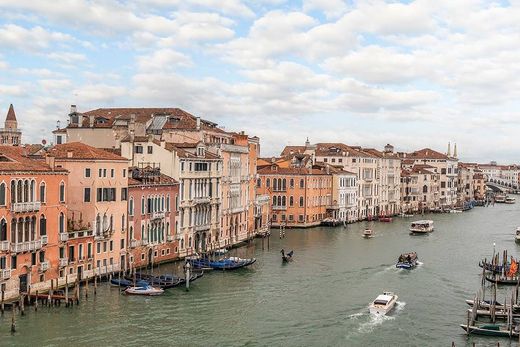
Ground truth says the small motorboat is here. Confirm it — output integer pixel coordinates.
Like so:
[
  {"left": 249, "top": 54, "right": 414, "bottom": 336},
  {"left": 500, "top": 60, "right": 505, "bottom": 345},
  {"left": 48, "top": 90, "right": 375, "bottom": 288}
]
[
  {"left": 449, "top": 209, "right": 462, "bottom": 213},
  {"left": 379, "top": 216, "right": 393, "bottom": 222},
  {"left": 125, "top": 285, "right": 164, "bottom": 296},
  {"left": 110, "top": 278, "right": 148, "bottom": 288},
  {"left": 399, "top": 213, "right": 413, "bottom": 218},
  {"left": 516, "top": 228, "right": 520, "bottom": 243},
  {"left": 281, "top": 249, "right": 294, "bottom": 262},
  {"left": 396, "top": 252, "right": 418, "bottom": 269},
  {"left": 409, "top": 220, "right": 434, "bottom": 233},
  {"left": 369, "top": 292, "right": 398, "bottom": 315},
  {"left": 213, "top": 248, "right": 228, "bottom": 256},
  {"left": 506, "top": 196, "right": 516, "bottom": 204},
  {"left": 460, "top": 323, "right": 520, "bottom": 337},
  {"left": 363, "top": 229, "right": 373, "bottom": 238}
]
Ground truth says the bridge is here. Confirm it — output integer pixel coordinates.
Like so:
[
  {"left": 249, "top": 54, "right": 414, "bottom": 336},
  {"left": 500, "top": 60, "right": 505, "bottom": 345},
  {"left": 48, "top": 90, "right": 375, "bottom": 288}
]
[{"left": 486, "top": 177, "right": 519, "bottom": 193}]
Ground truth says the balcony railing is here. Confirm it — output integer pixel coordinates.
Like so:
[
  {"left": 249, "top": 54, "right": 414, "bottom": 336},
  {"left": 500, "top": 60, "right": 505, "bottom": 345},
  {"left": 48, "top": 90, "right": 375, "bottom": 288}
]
[
  {"left": 152, "top": 211, "right": 165, "bottom": 220},
  {"left": 41, "top": 235, "right": 48, "bottom": 245},
  {"left": 193, "top": 197, "right": 211, "bottom": 204},
  {"left": 142, "top": 238, "right": 149, "bottom": 246},
  {"left": 0, "top": 240, "right": 9, "bottom": 251},
  {"left": 0, "top": 269, "right": 11, "bottom": 280},
  {"left": 40, "top": 261, "right": 49, "bottom": 272},
  {"left": 59, "top": 258, "right": 68, "bottom": 267},
  {"left": 272, "top": 206, "right": 287, "bottom": 210},
  {"left": 166, "top": 235, "right": 174, "bottom": 242},
  {"left": 130, "top": 239, "right": 142, "bottom": 248},
  {"left": 59, "top": 233, "right": 68, "bottom": 242},
  {"left": 10, "top": 240, "right": 43, "bottom": 253},
  {"left": 195, "top": 224, "right": 210, "bottom": 232},
  {"left": 11, "top": 201, "right": 41, "bottom": 213}
]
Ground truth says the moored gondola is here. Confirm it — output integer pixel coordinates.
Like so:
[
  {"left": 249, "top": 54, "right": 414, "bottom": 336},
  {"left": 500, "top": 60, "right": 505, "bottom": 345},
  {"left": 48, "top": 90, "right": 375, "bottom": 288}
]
[{"left": 281, "top": 249, "right": 294, "bottom": 262}]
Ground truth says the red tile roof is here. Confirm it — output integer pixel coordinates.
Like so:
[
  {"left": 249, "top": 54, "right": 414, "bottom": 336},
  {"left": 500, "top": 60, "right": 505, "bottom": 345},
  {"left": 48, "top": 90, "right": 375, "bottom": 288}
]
[
  {"left": 47, "top": 142, "right": 127, "bottom": 161},
  {"left": 407, "top": 148, "right": 449, "bottom": 160},
  {"left": 280, "top": 146, "right": 306, "bottom": 156},
  {"left": 0, "top": 146, "right": 65, "bottom": 173}
]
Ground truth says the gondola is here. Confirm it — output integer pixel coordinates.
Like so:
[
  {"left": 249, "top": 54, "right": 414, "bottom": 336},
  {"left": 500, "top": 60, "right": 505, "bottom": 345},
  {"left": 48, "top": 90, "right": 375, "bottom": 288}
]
[
  {"left": 188, "top": 257, "right": 256, "bottom": 270},
  {"left": 126, "top": 272, "right": 204, "bottom": 289},
  {"left": 485, "top": 275, "right": 520, "bottom": 286},
  {"left": 281, "top": 249, "right": 293, "bottom": 262},
  {"left": 460, "top": 323, "right": 519, "bottom": 337},
  {"left": 110, "top": 278, "right": 148, "bottom": 288}
]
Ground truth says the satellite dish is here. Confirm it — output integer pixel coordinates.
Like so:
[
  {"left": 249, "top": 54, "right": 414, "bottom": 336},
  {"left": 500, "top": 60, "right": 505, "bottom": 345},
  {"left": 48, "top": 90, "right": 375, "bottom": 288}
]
[{"left": 42, "top": 139, "right": 47, "bottom": 145}]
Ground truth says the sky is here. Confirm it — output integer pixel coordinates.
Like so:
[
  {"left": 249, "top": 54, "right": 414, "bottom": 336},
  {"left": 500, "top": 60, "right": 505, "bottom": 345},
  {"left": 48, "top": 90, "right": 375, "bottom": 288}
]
[{"left": 0, "top": 0, "right": 519, "bottom": 163}]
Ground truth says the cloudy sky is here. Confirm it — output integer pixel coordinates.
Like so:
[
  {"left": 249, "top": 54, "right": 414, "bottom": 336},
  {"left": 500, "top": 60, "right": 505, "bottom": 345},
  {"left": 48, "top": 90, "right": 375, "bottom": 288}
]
[{"left": 0, "top": 0, "right": 519, "bottom": 162}]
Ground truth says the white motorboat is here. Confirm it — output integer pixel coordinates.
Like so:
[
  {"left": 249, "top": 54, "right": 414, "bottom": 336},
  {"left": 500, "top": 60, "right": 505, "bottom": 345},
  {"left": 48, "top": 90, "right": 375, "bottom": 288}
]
[
  {"left": 369, "top": 291, "right": 398, "bottom": 315},
  {"left": 125, "top": 285, "right": 164, "bottom": 296},
  {"left": 516, "top": 228, "right": 520, "bottom": 243},
  {"left": 506, "top": 196, "right": 516, "bottom": 204},
  {"left": 449, "top": 209, "right": 462, "bottom": 213},
  {"left": 409, "top": 220, "right": 434, "bottom": 233},
  {"left": 363, "top": 229, "right": 373, "bottom": 238}
]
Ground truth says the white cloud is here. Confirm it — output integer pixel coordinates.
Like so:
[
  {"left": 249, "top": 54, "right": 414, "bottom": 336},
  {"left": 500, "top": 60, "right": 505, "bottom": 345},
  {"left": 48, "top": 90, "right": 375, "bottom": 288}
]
[
  {"left": 137, "top": 49, "right": 193, "bottom": 71},
  {"left": 0, "top": 85, "right": 25, "bottom": 97},
  {"left": 0, "top": 24, "right": 73, "bottom": 52},
  {"left": 47, "top": 52, "right": 87, "bottom": 64},
  {"left": 302, "top": 0, "right": 348, "bottom": 19}
]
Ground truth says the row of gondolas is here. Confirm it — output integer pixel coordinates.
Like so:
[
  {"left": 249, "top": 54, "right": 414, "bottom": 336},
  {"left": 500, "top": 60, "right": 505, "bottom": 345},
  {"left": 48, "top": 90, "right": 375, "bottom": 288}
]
[
  {"left": 110, "top": 253, "right": 256, "bottom": 296},
  {"left": 461, "top": 250, "right": 520, "bottom": 338}
]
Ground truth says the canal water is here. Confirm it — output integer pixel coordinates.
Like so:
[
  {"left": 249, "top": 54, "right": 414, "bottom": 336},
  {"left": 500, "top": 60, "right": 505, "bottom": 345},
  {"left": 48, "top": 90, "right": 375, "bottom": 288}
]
[{"left": 1, "top": 203, "right": 520, "bottom": 346}]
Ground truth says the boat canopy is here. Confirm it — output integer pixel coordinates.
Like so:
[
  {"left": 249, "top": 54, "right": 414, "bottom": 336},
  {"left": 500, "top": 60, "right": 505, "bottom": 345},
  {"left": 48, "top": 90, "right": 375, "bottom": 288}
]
[
  {"left": 411, "top": 220, "right": 433, "bottom": 226},
  {"left": 373, "top": 294, "right": 393, "bottom": 305}
]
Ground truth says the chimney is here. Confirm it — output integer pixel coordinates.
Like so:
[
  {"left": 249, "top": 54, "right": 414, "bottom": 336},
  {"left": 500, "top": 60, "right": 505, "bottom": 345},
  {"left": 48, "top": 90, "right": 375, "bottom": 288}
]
[
  {"left": 89, "top": 115, "right": 94, "bottom": 127},
  {"left": 67, "top": 150, "right": 73, "bottom": 158},
  {"left": 196, "top": 117, "right": 201, "bottom": 130},
  {"left": 70, "top": 104, "right": 77, "bottom": 114},
  {"left": 46, "top": 155, "right": 55, "bottom": 170}
]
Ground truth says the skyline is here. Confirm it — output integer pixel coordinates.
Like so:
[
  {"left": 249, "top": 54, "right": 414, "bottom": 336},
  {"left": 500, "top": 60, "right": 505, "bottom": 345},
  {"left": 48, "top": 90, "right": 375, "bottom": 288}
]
[{"left": 1, "top": 0, "right": 519, "bottom": 162}]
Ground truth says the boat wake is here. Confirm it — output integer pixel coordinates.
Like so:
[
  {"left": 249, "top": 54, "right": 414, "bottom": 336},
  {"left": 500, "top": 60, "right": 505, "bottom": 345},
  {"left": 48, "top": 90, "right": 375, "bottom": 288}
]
[
  {"left": 346, "top": 312, "right": 364, "bottom": 320},
  {"left": 346, "top": 302, "right": 406, "bottom": 335}
]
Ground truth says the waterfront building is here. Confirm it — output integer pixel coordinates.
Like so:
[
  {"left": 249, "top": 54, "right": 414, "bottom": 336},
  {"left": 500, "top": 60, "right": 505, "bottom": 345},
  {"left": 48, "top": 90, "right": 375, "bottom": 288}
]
[
  {"left": 127, "top": 165, "right": 179, "bottom": 269},
  {"left": 257, "top": 155, "right": 332, "bottom": 227},
  {"left": 60, "top": 106, "right": 259, "bottom": 251},
  {"left": 401, "top": 147, "right": 458, "bottom": 208},
  {"left": 320, "top": 164, "right": 357, "bottom": 222},
  {"left": 46, "top": 142, "right": 129, "bottom": 277},
  {"left": 121, "top": 137, "right": 222, "bottom": 256},
  {"left": 0, "top": 104, "right": 22, "bottom": 146},
  {"left": 0, "top": 146, "right": 68, "bottom": 300},
  {"left": 473, "top": 172, "right": 487, "bottom": 200},
  {"left": 400, "top": 165, "right": 440, "bottom": 213}
]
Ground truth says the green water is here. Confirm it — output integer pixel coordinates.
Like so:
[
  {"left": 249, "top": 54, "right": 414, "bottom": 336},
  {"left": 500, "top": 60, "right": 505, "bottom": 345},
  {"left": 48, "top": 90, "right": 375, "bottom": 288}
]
[{"left": 1, "top": 203, "right": 520, "bottom": 346}]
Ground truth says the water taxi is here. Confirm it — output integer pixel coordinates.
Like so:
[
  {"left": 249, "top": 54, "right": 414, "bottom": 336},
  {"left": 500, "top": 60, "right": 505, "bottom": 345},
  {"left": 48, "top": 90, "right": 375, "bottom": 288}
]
[
  {"left": 495, "top": 194, "right": 506, "bottom": 203},
  {"left": 409, "top": 220, "right": 434, "bottom": 233},
  {"left": 125, "top": 285, "right": 164, "bottom": 296},
  {"left": 363, "top": 229, "right": 373, "bottom": 238},
  {"left": 369, "top": 292, "right": 398, "bottom": 315},
  {"left": 506, "top": 196, "right": 516, "bottom": 204}
]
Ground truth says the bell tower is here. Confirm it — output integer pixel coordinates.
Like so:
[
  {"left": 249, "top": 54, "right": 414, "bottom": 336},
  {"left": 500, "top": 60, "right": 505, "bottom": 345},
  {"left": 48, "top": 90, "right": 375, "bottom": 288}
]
[{"left": 0, "top": 104, "right": 22, "bottom": 146}]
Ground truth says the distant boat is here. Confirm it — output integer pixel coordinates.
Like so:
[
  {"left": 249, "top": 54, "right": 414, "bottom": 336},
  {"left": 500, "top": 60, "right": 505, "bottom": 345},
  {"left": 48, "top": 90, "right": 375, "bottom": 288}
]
[
  {"left": 213, "top": 248, "right": 228, "bottom": 256},
  {"left": 409, "top": 220, "right": 434, "bottom": 233},
  {"left": 321, "top": 217, "right": 340, "bottom": 226},
  {"left": 396, "top": 252, "right": 418, "bottom": 269},
  {"left": 460, "top": 323, "right": 520, "bottom": 337},
  {"left": 399, "top": 213, "right": 413, "bottom": 218},
  {"left": 379, "top": 216, "right": 393, "bottom": 222},
  {"left": 110, "top": 278, "right": 148, "bottom": 288},
  {"left": 363, "top": 229, "right": 373, "bottom": 238},
  {"left": 506, "top": 196, "right": 516, "bottom": 204},
  {"left": 495, "top": 194, "right": 507, "bottom": 203},
  {"left": 281, "top": 249, "right": 294, "bottom": 262},
  {"left": 369, "top": 292, "right": 398, "bottom": 315},
  {"left": 125, "top": 285, "right": 164, "bottom": 296},
  {"left": 188, "top": 257, "right": 256, "bottom": 270},
  {"left": 516, "top": 228, "right": 520, "bottom": 243}
]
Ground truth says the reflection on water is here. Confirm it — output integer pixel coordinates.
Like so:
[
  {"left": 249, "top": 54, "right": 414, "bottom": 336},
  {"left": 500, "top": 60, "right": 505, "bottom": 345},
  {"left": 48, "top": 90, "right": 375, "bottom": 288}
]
[{"left": 1, "top": 203, "right": 520, "bottom": 346}]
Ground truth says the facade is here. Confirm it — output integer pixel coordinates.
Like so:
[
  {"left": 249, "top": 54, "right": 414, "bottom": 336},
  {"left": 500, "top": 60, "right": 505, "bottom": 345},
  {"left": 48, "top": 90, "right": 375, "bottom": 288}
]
[
  {"left": 0, "top": 104, "right": 22, "bottom": 146},
  {"left": 327, "top": 166, "right": 357, "bottom": 222},
  {"left": 400, "top": 165, "right": 440, "bottom": 212},
  {"left": 0, "top": 146, "right": 68, "bottom": 300},
  {"left": 257, "top": 156, "right": 332, "bottom": 228},
  {"left": 46, "top": 142, "right": 129, "bottom": 278},
  {"left": 127, "top": 166, "right": 179, "bottom": 269},
  {"left": 402, "top": 147, "right": 458, "bottom": 208}
]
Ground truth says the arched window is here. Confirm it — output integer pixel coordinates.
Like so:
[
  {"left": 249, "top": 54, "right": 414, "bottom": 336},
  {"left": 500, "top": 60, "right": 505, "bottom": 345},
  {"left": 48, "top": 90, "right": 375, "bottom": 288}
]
[
  {"left": 166, "top": 194, "right": 170, "bottom": 211},
  {"left": 161, "top": 196, "right": 165, "bottom": 211},
  {"left": 39, "top": 215, "right": 47, "bottom": 236},
  {"left": 289, "top": 196, "right": 294, "bottom": 206},
  {"left": 266, "top": 178, "right": 270, "bottom": 188},
  {"left": 39, "top": 182, "right": 46, "bottom": 203},
  {"left": 31, "top": 216, "right": 36, "bottom": 240},
  {"left": 0, "top": 219, "right": 6, "bottom": 241},
  {"left": 96, "top": 214, "right": 101, "bottom": 235},
  {"left": 10, "top": 181, "right": 15, "bottom": 203},
  {"left": 102, "top": 214, "right": 108, "bottom": 231},
  {"left": 272, "top": 196, "right": 276, "bottom": 206},
  {"left": 181, "top": 238, "right": 184, "bottom": 249},
  {"left": 129, "top": 226, "right": 134, "bottom": 240},
  {"left": 23, "top": 180, "right": 29, "bottom": 202},
  {"left": 30, "top": 180, "right": 35, "bottom": 202},
  {"left": 277, "top": 196, "right": 282, "bottom": 206},
  {"left": 273, "top": 178, "right": 278, "bottom": 191},
  {"left": 299, "top": 196, "right": 304, "bottom": 207},
  {"left": 188, "top": 236, "right": 192, "bottom": 248},
  {"left": 129, "top": 197, "right": 134, "bottom": 216},
  {"left": 59, "top": 213, "right": 64, "bottom": 234},
  {"left": 289, "top": 178, "right": 294, "bottom": 188},
  {"left": 16, "top": 180, "right": 22, "bottom": 202},
  {"left": 299, "top": 179, "right": 305, "bottom": 188},
  {"left": 423, "top": 185, "right": 428, "bottom": 193},
  {"left": 0, "top": 182, "right": 5, "bottom": 206},
  {"left": 166, "top": 222, "right": 170, "bottom": 236},
  {"left": 141, "top": 225, "right": 145, "bottom": 240},
  {"left": 11, "top": 219, "right": 16, "bottom": 242},
  {"left": 282, "top": 179, "right": 286, "bottom": 191},
  {"left": 282, "top": 196, "right": 286, "bottom": 206},
  {"left": 59, "top": 182, "right": 65, "bottom": 202},
  {"left": 141, "top": 196, "right": 145, "bottom": 215}
]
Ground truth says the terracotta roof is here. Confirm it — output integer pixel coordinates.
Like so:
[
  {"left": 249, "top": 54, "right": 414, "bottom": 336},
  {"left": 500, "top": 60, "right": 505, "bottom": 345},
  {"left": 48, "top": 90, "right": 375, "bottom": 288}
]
[
  {"left": 47, "top": 142, "right": 127, "bottom": 161},
  {"left": 0, "top": 146, "right": 65, "bottom": 173},
  {"left": 128, "top": 168, "right": 178, "bottom": 186},
  {"left": 5, "top": 104, "right": 16, "bottom": 122},
  {"left": 407, "top": 148, "right": 449, "bottom": 160},
  {"left": 315, "top": 143, "right": 377, "bottom": 158},
  {"left": 24, "top": 144, "right": 45, "bottom": 156},
  {"left": 280, "top": 146, "right": 306, "bottom": 156},
  {"left": 258, "top": 164, "right": 329, "bottom": 175}
]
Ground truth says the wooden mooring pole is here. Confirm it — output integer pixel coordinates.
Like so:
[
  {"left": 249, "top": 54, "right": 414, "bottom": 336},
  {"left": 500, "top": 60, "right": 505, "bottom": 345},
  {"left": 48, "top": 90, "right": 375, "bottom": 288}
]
[
  {"left": 34, "top": 290, "right": 38, "bottom": 312},
  {"left": 1, "top": 289, "right": 4, "bottom": 314}
]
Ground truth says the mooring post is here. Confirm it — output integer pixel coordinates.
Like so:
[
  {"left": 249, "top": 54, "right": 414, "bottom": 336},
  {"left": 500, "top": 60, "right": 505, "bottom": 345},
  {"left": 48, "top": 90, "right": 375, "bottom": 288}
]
[
  {"left": 10, "top": 308, "right": 16, "bottom": 333},
  {"left": 185, "top": 262, "right": 191, "bottom": 292},
  {"left": 85, "top": 278, "right": 88, "bottom": 299},
  {"left": 94, "top": 274, "right": 97, "bottom": 296},
  {"left": 1, "top": 289, "right": 4, "bottom": 314},
  {"left": 35, "top": 290, "right": 38, "bottom": 312},
  {"left": 48, "top": 280, "right": 53, "bottom": 307},
  {"left": 19, "top": 296, "right": 24, "bottom": 316}
]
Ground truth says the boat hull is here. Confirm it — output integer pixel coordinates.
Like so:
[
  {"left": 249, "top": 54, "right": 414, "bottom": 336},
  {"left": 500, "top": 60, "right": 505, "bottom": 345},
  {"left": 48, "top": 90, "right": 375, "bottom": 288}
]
[{"left": 460, "top": 324, "right": 518, "bottom": 337}]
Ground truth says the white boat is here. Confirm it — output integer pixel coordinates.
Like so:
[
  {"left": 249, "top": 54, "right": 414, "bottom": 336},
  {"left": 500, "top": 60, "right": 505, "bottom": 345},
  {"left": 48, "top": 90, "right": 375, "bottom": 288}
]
[
  {"left": 213, "top": 248, "right": 228, "bottom": 256},
  {"left": 409, "top": 220, "right": 434, "bottom": 233},
  {"left": 516, "top": 228, "right": 520, "bottom": 243},
  {"left": 369, "top": 291, "right": 398, "bottom": 315},
  {"left": 449, "top": 209, "right": 462, "bottom": 213},
  {"left": 506, "top": 197, "right": 516, "bottom": 204},
  {"left": 363, "top": 229, "right": 373, "bottom": 238},
  {"left": 125, "top": 285, "right": 164, "bottom": 296},
  {"left": 495, "top": 194, "right": 506, "bottom": 203}
]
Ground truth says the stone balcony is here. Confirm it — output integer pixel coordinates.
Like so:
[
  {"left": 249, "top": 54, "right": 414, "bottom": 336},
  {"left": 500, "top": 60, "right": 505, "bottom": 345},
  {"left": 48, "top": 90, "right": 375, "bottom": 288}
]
[
  {"left": 152, "top": 211, "right": 165, "bottom": 220},
  {"left": 130, "top": 239, "right": 142, "bottom": 248},
  {"left": 166, "top": 235, "right": 174, "bottom": 242},
  {"left": 272, "top": 206, "right": 287, "bottom": 211},
  {"left": 59, "top": 257, "right": 68, "bottom": 267},
  {"left": 10, "top": 240, "right": 43, "bottom": 253},
  {"left": 11, "top": 201, "right": 41, "bottom": 213},
  {"left": 0, "top": 269, "right": 11, "bottom": 280},
  {"left": 0, "top": 240, "right": 9, "bottom": 251},
  {"left": 193, "top": 197, "right": 211, "bottom": 204},
  {"left": 59, "top": 233, "right": 68, "bottom": 242},
  {"left": 195, "top": 224, "right": 210, "bottom": 232}
]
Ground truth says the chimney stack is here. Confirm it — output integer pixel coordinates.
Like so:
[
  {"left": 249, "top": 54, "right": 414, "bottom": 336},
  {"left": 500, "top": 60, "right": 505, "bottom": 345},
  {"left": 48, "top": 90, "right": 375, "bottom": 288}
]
[
  {"left": 89, "top": 115, "right": 94, "bottom": 127},
  {"left": 196, "top": 117, "right": 201, "bottom": 130},
  {"left": 70, "top": 104, "right": 77, "bottom": 114}
]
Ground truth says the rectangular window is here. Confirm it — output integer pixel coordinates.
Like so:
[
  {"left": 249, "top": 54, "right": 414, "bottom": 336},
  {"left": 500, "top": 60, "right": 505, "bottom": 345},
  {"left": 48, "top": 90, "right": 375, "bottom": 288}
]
[
  {"left": 120, "top": 239, "right": 124, "bottom": 249},
  {"left": 96, "top": 242, "right": 100, "bottom": 254},
  {"left": 0, "top": 256, "right": 5, "bottom": 269},
  {"left": 147, "top": 146, "right": 153, "bottom": 154},
  {"left": 103, "top": 242, "right": 107, "bottom": 253},
  {"left": 84, "top": 188, "right": 91, "bottom": 202},
  {"left": 39, "top": 250, "right": 45, "bottom": 263},
  {"left": 121, "top": 188, "right": 127, "bottom": 201},
  {"left": 109, "top": 240, "right": 113, "bottom": 251},
  {"left": 111, "top": 169, "right": 114, "bottom": 178},
  {"left": 79, "top": 244, "right": 83, "bottom": 259},
  {"left": 123, "top": 169, "right": 126, "bottom": 178},
  {"left": 11, "top": 255, "right": 16, "bottom": 269},
  {"left": 99, "top": 168, "right": 102, "bottom": 177},
  {"left": 87, "top": 243, "right": 92, "bottom": 258},
  {"left": 68, "top": 246, "right": 75, "bottom": 261},
  {"left": 134, "top": 145, "right": 143, "bottom": 154},
  {"left": 85, "top": 168, "right": 91, "bottom": 177},
  {"left": 103, "top": 169, "right": 107, "bottom": 177},
  {"left": 97, "top": 188, "right": 116, "bottom": 202},
  {"left": 31, "top": 252, "right": 36, "bottom": 266}
]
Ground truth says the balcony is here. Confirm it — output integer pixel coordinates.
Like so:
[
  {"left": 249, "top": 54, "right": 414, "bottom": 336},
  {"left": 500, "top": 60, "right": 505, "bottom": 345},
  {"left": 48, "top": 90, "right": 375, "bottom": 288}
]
[
  {"left": 0, "top": 269, "right": 11, "bottom": 280},
  {"left": 272, "top": 206, "right": 287, "bottom": 211},
  {"left": 10, "top": 240, "right": 43, "bottom": 253},
  {"left": 0, "top": 240, "right": 9, "bottom": 251},
  {"left": 41, "top": 235, "right": 48, "bottom": 245},
  {"left": 39, "top": 261, "right": 49, "bottom": 272},
  {"left": 142, "top": 238, "right": 149, "bottom": 246},
  {"left": 59, "top": 258, "right": 68, "bottom": 267},
  {"left": 130, "top": 239, "right": 142, "bottom": 248},
  {"left": 59, "top": 233, "right": 68, "bottom": 242},
  {"left": 152, "top": 211, "right": 165, "bottom": 220},
  {"left": 193, "top": 197, "right": 211, "bottom": 204},
  {"left": 11, "top": 201, "right": 41, "bottom": 213},
  {"left": 166, "top": 235, "right": 174, "bottom": 242},
  {"left": 195, "top": 224, "right": 210, "bottom": 232}
]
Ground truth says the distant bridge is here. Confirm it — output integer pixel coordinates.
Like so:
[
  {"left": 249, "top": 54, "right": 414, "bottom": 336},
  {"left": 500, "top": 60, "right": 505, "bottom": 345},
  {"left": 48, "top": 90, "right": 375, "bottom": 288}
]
[{"left": 486, "top": 177, "right": 518, "bottom": 193}]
